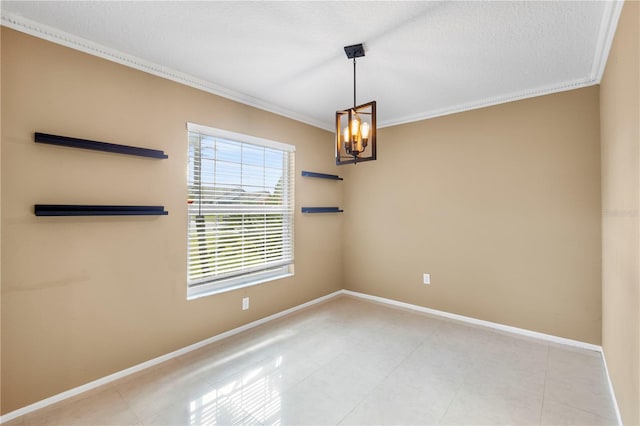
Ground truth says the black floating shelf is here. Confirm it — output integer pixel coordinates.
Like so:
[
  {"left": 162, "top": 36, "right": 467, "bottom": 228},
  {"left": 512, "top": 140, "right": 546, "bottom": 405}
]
[
  {"left": 35, "top": 132, "right": 168, "bottom": 159},
  {"left": 301, "top": 171, "right": 343, "bottom": 180},
  {"left": 301, "top": 207, "right": 343, "bottom": 214},
  {"left": 35, "top": 205, "right": 168, "bottom": 217}
]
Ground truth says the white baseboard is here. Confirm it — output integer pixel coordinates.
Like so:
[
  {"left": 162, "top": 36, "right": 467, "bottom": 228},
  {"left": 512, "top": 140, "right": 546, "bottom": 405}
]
[
  {"left": 600, "top": 350, "right": 624, "bottom": 426},
  {"left": 2, "top": 288, "right": 620, "bottom": 424},
  {"left": 0, "top": 290, "right": 343, "bottom": 424},
  {"left": 343, "top": 290, "right": 621, "bottom": 425},
  {"left": 342, "top": 290, "right": 602, "bottom": 352}
]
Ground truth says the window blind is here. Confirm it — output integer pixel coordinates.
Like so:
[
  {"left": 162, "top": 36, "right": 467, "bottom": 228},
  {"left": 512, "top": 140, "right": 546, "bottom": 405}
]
[{"left": 187, "top": 123, "right": 295, "bottom": 298}]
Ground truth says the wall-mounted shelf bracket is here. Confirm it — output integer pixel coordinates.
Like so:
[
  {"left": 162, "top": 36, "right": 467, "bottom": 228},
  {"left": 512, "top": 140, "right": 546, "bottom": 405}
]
[
  {"left": 301, "top": 171, "right": 343, "bottom": 180},
  {"left": 35, "top": 133, "right": 168, "bottom": 159},
  {"left": 301, "top": 207, "right": 343, "bottom": 214},
  {"left": 35, "top": 205, "right": 169, "bottom": 216}
]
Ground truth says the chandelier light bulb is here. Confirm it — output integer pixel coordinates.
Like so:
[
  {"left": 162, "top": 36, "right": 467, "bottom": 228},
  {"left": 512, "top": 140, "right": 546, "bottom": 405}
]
[
  {"left": 351, "top": 116, "right": 360, "bottom": 137},
  {"left": 361, "top": 122, "right": 370, "bottom": 140},
  {"left": 335, "top": 43, "right": 376, "bottom": 165}
]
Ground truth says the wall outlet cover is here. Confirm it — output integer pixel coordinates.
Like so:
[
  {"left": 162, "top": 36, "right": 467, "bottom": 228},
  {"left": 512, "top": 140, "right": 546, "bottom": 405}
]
[{"left": 423, "top": 274, "right": 431, "bottom": 285}]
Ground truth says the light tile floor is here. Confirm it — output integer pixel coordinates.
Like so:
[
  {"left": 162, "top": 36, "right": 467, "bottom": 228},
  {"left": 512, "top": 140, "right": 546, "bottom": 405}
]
[{"left": 4, "top": 296, "right": 618, "bottom": 425}]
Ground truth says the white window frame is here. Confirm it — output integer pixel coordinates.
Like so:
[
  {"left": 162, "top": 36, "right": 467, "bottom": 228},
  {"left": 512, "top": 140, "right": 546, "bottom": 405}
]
[{"left": 187, "top": 122, "right": 295, "bottom": 299}]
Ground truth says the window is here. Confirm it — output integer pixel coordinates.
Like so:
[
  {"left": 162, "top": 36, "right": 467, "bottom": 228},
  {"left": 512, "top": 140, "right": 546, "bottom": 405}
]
[{"left": 187, "top": 123, "right": 295, "bottom": 299}]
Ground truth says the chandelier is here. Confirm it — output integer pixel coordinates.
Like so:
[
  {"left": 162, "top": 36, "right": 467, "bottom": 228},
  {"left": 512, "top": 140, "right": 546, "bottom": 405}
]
[{"left": 335, "top": 43, "right": 377, "bottom": 165}]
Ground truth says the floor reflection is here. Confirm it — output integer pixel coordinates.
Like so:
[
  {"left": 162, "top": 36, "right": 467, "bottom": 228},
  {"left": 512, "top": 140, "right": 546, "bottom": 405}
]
[
  {"left": 8, "top": 298, "right": 618, "bottom": 425},
  {"left": 189, "top": 355, "right": 283, "bottom": 425}
]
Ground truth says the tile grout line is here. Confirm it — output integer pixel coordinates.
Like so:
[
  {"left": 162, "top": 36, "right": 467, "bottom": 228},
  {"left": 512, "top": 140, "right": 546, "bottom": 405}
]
[
  {"left": 538, "top": 344, "right": 551, "bottom": 425},
  {"left": 0, "top": 290, "right": 344, "bottom": 424},
  {"left": 335, "top": 326, "right": 435, "bottom": 425},
  {"left": 436, "top": 331, "right": 493, "bottom": 426},
  {"left": 113, "top": 386, "right": 144, "bottom": 426},
  {"left": 436, "top": 375, "right": 466, "bottom": 426},
  {"left": 5, "top": 296, "right": 617, "bottom": 426},
  {"left": 541, "top": 347, "right": 621, "bottom": 424},
  {"left": 1, "top": 291, "right": 614, "bottom": 424}
]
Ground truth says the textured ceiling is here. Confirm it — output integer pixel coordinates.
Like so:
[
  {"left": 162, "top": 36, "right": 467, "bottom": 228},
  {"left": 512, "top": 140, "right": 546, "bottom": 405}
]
[{"left": 0, "top": 1, "right": 623, "bottom": 130}]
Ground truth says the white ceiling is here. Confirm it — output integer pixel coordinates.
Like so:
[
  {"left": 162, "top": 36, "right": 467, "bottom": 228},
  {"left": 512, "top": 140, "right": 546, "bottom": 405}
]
[{"left": 0, "top": 1, "right": 623, "bottom": 130}]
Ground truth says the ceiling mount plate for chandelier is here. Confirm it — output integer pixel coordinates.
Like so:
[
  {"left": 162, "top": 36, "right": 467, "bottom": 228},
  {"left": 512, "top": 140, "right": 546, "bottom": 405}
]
[{"left": 344, "top": 43, "right": 365, "bottom": 59}]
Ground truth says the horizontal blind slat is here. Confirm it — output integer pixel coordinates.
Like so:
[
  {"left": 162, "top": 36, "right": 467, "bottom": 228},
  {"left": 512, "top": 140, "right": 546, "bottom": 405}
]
[{"left": 188, "top": 129, "right": 294, "bottom": 287}]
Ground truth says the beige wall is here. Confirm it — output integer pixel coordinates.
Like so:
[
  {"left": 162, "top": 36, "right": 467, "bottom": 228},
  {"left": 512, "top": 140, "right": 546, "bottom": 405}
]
[
  {"left": 2, "top": 8, "right": 633, "bottom": 416},
  {"left": 0, "top": 24, "right": 3, "bottom": 417},
  {"left": 343, "top": 87, "right": 602, "bottom": 344},
  {"left": 0, "top": 28, "right": 342, "bottom": 414},
  {"left": 601, "top": 1, "right": 640, "bottom": 425}
]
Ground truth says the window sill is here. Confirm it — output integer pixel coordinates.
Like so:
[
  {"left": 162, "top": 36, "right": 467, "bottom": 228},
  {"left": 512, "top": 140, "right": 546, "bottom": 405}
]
[{"left": 187, "top": 272, "right": 294, "bottom": 301}]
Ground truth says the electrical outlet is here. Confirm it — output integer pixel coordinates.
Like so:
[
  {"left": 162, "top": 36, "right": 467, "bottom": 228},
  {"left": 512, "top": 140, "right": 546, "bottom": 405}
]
[
  {"left": 242, "top": 297, "right": 250, "bottom": 310},
  {"left": 423, "top": 274, "right": 431, "bottom": 285}
]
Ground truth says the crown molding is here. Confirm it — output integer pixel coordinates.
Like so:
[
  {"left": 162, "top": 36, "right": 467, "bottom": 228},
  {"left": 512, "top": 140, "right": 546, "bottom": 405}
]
[
  {"left": 1, "top": 2, "right": 624, "bottom": 133},
  {"left": 378, "top": 77, "right": 597, "bottom": 129},
  {"left": 590, "top": 0, "right": 625, "bottom": 82},
  {"left": 0, "top": 11, "right": 332, "bottom": 131},
  {"left": 379, "top": 0, "right": 623, "bottom": 128}
]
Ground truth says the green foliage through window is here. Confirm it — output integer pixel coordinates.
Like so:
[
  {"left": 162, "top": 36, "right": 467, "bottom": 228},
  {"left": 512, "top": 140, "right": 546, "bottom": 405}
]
[{"left": 187, "top": 126, "right": 294, "bottom": 296}]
